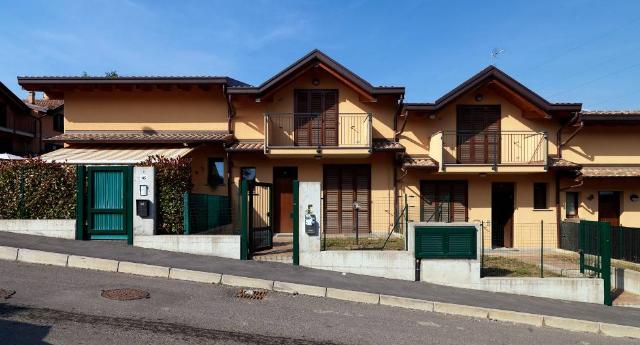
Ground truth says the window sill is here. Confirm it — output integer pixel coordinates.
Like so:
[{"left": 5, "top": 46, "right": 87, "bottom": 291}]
[{"left": 533, "top": 208, "right": 553, "bottom": 211}]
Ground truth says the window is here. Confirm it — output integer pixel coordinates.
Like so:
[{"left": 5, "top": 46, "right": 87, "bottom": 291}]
[
  {"left": 240, "top": 167, "right": 256, "bottom": 182},
  {"left": 534, "top": 183, "right": 548, "bottom": 209},
  {"left": 566, "top": 192, "right": 579, "bottom": 218},
  {"left": 207, "top": 158, "right": 225, "bottom": 186},
  {"left": 0, "top": 104, "right": 6, "bottom": 128},
  {"left": 420, "top": 180, "right": 468, "bottom": 222},
  {"left": 53, "top": 114, "right": 64, "bottom": 132}
]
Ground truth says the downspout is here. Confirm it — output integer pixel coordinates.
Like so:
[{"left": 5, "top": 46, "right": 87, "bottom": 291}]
[
  {"left": 555, "top": 111, "right": 580, "bottom": 245},
  {"left": 224, "top": 85, "right": 236, "bottom": 135},
  {"left": 393, "top": 93, "right": 404, "bottom": 225}
]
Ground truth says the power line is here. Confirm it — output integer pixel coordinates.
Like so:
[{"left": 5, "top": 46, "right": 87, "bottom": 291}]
[
  {"left": 550, "top": 61, "right": 640, "bottom": 98},
  {"left": 527, "top": 16, "right": 640, "bottom": 72}
]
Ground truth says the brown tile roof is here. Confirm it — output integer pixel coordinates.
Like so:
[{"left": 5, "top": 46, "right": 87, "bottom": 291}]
[
  {"left": 580, "top": 166, "right": 640, "bottom": 178},
  {"left": 372, "top": 139, "right": 405, "bottom": 152},
  {"left": 226, "top": 141, "right": 264, "bottom": 152},
  {"left": 45, "top": 131, "right": 233, "bottom": 144},
  {"left": 579, "top": 110, "right": 640, "bottom": 123},
  {"left": 402, "top": 156, "right": 439, "bottom": 170},
  {"left": 25, "top": 99, "right": 64, "bottom": 111},
  {"left": 548, "top": 157, "right": 581, "bottom": 170}
]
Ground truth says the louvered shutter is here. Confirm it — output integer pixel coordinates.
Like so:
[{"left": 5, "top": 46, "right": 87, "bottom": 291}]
[
  {"left": 294, "top": 91, "right": 310, "bottom": 146},
  {"left": 420, "top": 182, "right": 437, "bottom": 222},
  {"left": 451, "top": 181, "right": 468, "bottom": 222},
  {"left": 324, "top": 166, "right": 340, "bottom": 234},
  {"left": 456, "top": 106, "right": 501, "bottom": 164},
  {"left": 323, "top": 91, "right": 338, "bottom": 146},
  {"left": 309, "top": 92, "right": 323, "bottom": 146},
  {"left": 355, "top": 165, "right": 370, "bottom": 234},
  {"left": 323, "top": 165, "right": 370, "bottom": 234}
]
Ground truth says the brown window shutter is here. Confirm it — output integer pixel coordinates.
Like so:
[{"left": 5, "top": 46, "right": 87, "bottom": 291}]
[
  {"left": 323, "top": 166, "right": 340, "bottom": 234},
  {"left": 323, "top": 91, "right": 338, "bottom": 146}
]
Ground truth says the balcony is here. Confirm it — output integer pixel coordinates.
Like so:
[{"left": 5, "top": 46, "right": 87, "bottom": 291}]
[
  {"left": 265, "top": 113, "right": 372, "bottom": 157},
  {"left": 434, "top": 130, "right": 548, "bottom": 172}
]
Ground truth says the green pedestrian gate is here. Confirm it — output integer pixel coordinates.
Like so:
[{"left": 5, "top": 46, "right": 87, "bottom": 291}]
[
  {"left": 240, "top": 180, "right": 273, "bottom": 259},
  {"left": 76, "top": 165, "right": 134, "bottom": 244},
  {"left": 579, "top": 220, "right": 612, "bottom": 306}
]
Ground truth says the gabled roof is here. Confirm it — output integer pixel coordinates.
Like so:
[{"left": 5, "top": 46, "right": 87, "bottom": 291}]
[
  {"left": 227, "top": 49, "right": 404, "bottom": 98},
  {"left": 404, "top": 66, "right": 581, "bottom": 116},
  {"left": 25, "top": 99, "right": 64, "bottom": 113}
]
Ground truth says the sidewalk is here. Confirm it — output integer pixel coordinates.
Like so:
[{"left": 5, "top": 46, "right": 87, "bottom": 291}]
[{"left": 1, "top": 232, "right": 639, "bottom": 328}]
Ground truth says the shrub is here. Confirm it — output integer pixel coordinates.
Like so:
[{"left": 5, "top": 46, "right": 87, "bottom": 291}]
[
  {"left": 0, "top": 159, "right": 76, "bottom": 219},
  {"left": 140, "top": 156, "right": 192, "bottom": 234}
]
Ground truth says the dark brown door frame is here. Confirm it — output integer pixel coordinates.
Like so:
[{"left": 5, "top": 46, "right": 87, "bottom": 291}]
[
  {"left": 293, "top": 89, "right": 339, "bottom": 146},
  {"left": 598, "top": 191, "right": 621, "bottom": 226},
  {"left": 491, "top": 182, "right": 515, "bottom": 248},
  {"left": 273, "top": 167, "right": 298, "bottom": 233}
]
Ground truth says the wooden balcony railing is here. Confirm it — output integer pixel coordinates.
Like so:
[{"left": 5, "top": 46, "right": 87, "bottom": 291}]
[
  {"left": 265, "top": 113, "right": 372, "bottom": 150},
  {"left": 441, "top": 130, "right": 548, "bottom": 169}
]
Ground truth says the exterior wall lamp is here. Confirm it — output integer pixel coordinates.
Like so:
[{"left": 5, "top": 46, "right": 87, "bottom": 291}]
[{"left": 630, "top": 194, "right": 639, "bottom": 202}]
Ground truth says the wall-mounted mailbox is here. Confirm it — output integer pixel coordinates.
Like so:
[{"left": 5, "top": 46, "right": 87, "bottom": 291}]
[
  {"left": 304, "top": 204, "right": 319, "bottom": 236},
  {"left": 136, "top": 199, "right": 150, "bottom": 218}
]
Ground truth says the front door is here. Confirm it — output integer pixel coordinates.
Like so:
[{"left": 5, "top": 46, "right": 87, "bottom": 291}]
[
  {"left": 492, "top": 182, "right": 514, "bottom": 248},
  {"left": 86, "top": 166, "right": 133, "bottom": 241},
  {"left": 599, "top": 191, "right": 621, "bottom": 226},
  {"left": 274, "top": 167, "right": 298, "bottom": 233},
  {"left": 294, "top": 89, "right": 338, "bottom": 146}
]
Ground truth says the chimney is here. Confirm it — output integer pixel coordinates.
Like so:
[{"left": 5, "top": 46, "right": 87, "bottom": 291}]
[{"left": 27, "top": 91, "right": 36, "bottom": 104}]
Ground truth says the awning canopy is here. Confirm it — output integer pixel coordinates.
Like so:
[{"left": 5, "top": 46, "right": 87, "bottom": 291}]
[
  {"left": 580, "top": 166, "right": 640, "bottom": 178},
  {"left": 39, "top": 145, "right": 195, "bottom": 164}
]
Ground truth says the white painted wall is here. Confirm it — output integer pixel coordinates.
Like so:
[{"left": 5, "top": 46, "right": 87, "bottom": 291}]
[
  {"left": 0, "top": 219, "right": 75, "bottom": 239},
  {"left": 133, "top": 166, "right": 155, "bottom": 236},
  {"left": 134, "top": 235, "right": 240, "bottom": 259},
  {"left": 613, "top": 267, "right": 640, "bottom": 295}
]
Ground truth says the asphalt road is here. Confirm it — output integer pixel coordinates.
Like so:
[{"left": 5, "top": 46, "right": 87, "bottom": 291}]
[{"left": 0, "top": 261, "right": 638, "bottom": 345}]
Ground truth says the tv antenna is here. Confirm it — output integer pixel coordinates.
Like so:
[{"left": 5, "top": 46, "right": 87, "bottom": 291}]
[{"left": 490, "top": 48, "right": 505, "bottom": 65}]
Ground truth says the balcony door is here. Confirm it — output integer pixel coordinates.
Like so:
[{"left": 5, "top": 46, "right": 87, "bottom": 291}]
[
  {"left": 294, "top": 89, "right": 338, "bottom": 146},
  {"left": 456, "top": 105, "right": 500, "bottom": 164}
]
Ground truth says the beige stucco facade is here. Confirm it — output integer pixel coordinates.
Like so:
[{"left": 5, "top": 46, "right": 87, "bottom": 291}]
[{"left": 25, "top": 52, "right": 640, "bottom": 244}]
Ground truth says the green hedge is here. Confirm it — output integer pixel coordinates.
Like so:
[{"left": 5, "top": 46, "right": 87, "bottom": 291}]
[
  {"left": 0, "top": 159, "right": 76, "bottom": 219},
  {"left": 140, "top": 156, "right": 192, "bottom": 234}
]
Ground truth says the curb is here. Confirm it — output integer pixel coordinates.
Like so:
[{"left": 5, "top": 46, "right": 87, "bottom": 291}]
[{"left": 1, "top": 245, "right": 639, "bottom": 339}]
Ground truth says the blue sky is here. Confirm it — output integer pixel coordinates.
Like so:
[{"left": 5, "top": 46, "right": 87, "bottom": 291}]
[{"left": 1, "top": 0, "right": 639, "bottom": 109}]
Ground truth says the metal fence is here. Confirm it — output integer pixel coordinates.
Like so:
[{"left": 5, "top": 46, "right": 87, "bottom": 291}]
[
  {"left": 612, "top": 226, "right": 640, "bottom": 264},
  {"left": 182, "top": 193, "right": 233, "bottom": 234},
  {"left": 321, "top": 196, "right": 408, "bottom": 251},
  {"left": 441, "top": 130, "right": 547, "bottom": 167},
  {"left": 481, "top": 221, "right": 582, "bottom": 277},
  {"left": 265, "top": 113, "right": 372, "bottom": 148}
]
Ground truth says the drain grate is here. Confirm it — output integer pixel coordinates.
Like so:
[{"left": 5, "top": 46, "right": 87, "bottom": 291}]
[
  {"left": 0, "top": 289, "right": 15, "bottom": 300},
  {"left": 235, "top": 288, "right": 267, "bottom": 300},
  {"left": 101, "top": 288, "right": 150, "bottom": 301}
]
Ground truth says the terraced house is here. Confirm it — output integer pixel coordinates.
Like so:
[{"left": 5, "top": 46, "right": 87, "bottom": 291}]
[{"left": 17, "top": 49, "right": 640, "bottom": 250}]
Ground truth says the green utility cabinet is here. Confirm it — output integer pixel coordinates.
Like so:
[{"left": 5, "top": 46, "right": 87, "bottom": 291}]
[{"left": 415, "top": 226, "right": 477, "bottom": 259}]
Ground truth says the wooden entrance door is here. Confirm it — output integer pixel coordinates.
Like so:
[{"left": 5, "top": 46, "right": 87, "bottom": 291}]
[
  {"left": 323, "top": 165, "right": 370, "bottom": 235},
  {"left": 294, "top": 89, "right": 338, "bottom": 146},
  {"left": 492, "top": 182, "right": 514, "bottom": 248},
  {"left": 274, "top": 167, "right": 298, "bottom": 233},
  {"left": 598, "top": 191, "right": 621, "bottom": 226},
  {"left": 456, "top": 105, "right": 500, "bottom": 164}
]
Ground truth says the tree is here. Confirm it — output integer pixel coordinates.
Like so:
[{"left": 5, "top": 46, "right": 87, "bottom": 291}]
[{"left": 104, "top": 70, "right": 119, "bottom": 78}]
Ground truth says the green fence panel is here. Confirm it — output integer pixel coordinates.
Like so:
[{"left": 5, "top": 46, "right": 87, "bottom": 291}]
[
  {"left": 415, "top": 226, "right": 476, "bottom": 259},
  {"left": 182, "top": 193, "right": 231, "bottom": 234}
]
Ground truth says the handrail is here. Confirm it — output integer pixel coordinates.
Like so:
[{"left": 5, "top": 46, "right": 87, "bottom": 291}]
[{"left": 265, "top": 113, "right": 372, "bottom": 149}]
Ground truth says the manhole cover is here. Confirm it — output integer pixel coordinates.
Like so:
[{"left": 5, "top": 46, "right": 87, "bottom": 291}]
[
  {"left": 235, "top": 288, "right": 267, "bottom": 300},
  {"left": 101, "top": 288, "right": 150, "bottom": 301},
  {"left": 0, "top": 289, "right": 15, "bottom": 300}
]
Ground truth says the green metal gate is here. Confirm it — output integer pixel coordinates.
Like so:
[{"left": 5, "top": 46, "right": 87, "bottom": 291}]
[
  {"left": 579, "top": 220, "right": 612, "bottom": 306},
  {"left": 240, "top": 180, "right": 273, "bottom": 258},
  {"left": 76, "top": 165, "right": 133, "bottom": 244}
]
